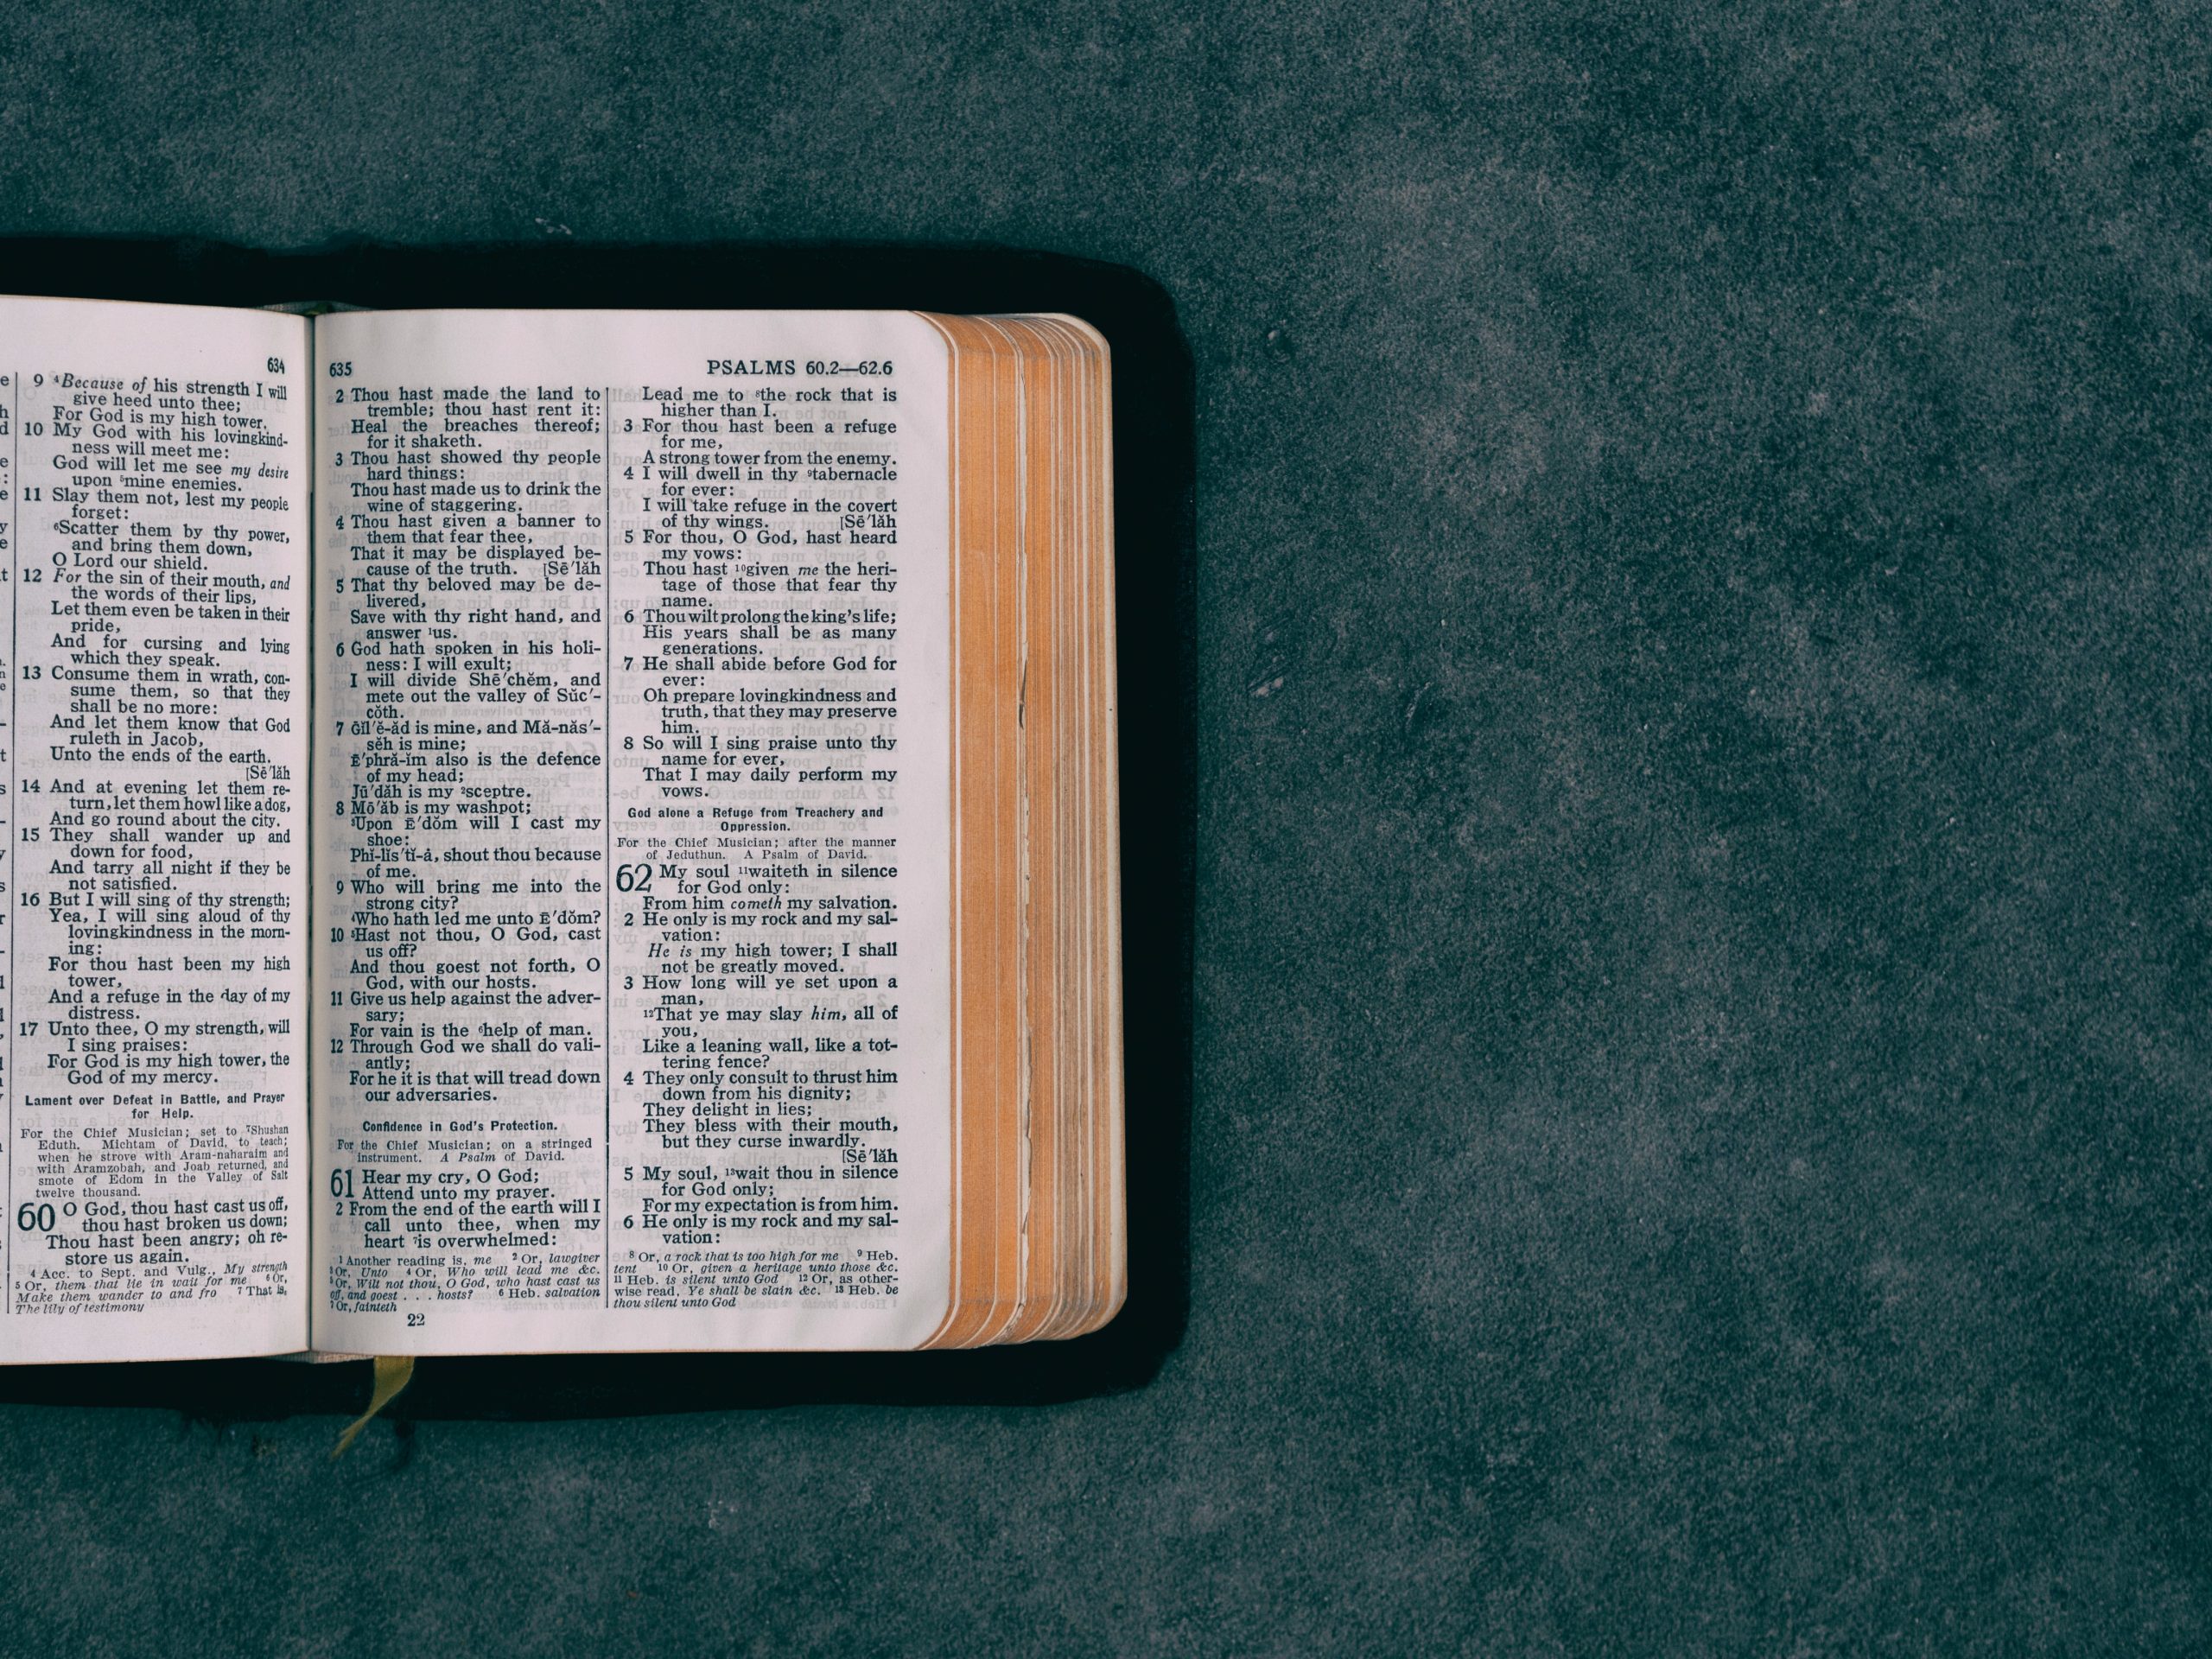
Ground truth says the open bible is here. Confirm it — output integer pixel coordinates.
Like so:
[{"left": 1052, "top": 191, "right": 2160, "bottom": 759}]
[{"left": 0, "top": 296, "right": 1120, "bottom": 1363}]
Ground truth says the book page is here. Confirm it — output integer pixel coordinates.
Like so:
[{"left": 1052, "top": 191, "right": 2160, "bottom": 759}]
[
  {"left": 310, "top": 310, "right": 951, "bottom": 1353},
  {"left": 0, "top": 298, "right": 312, "bottom": 1363}
]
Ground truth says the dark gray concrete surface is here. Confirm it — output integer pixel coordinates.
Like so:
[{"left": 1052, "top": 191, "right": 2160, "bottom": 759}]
[{"left": 4, "top": 3, "right": 2212, "bottom": 1652}]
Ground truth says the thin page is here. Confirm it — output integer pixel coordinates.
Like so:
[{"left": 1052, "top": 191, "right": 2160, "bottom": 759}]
[
  {"left": 0, "top": 297, "right": 312, "bottom": 1363},
  {"left": 310, "top": 309, "right": 951, "bottom": 1354}
]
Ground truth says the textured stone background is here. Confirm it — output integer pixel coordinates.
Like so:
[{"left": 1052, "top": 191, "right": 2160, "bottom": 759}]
[{"left": 3, "top": 3, "right": 2211, "bottom": 1652}]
